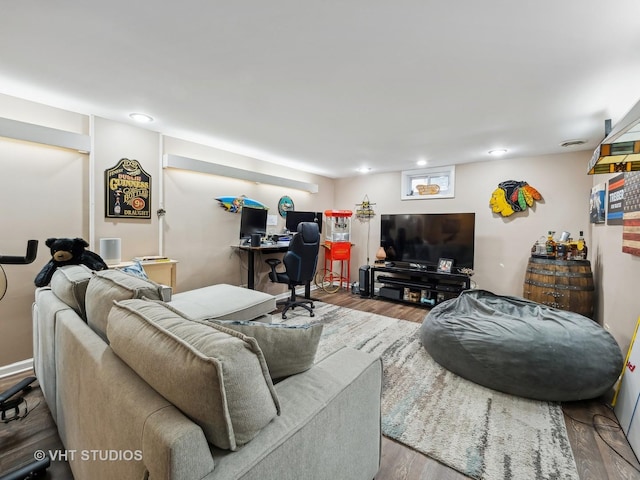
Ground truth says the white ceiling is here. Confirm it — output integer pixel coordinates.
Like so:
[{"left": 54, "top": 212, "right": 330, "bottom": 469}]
[{"left": 2, "top": 1, "right": 640, "bottom": 178}]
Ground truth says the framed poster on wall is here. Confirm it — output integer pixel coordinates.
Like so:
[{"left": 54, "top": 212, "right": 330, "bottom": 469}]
[
  {"left": 607, "top": 174, "right": 625, "bottom": 225},
  {"left": 590, "top": 183, "right": 606, "bottom": 224},
  {"left": 623, "top": 172, "right": 640, "bottom": 256},
  {"left": 105, "top": 158, "right": 151, "bottom": 219}
]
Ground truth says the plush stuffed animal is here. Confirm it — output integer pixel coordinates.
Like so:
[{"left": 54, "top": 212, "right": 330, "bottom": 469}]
[{"left": 34, "top": 237, "right": 109, "bottom": 287}]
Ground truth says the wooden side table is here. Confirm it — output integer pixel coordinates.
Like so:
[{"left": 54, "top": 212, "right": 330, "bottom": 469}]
[{"left": 112, "top": 259, "right": 178, "bottom": 289}]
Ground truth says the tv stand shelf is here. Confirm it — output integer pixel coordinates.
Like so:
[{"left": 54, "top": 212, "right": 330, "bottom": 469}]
[{"left": 370, "top": 265, "right": 471, "bottom": 307}]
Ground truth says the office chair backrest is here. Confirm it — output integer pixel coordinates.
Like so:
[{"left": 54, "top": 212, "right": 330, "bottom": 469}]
[{"left": 283, "top": 222, "right": 320, "bottom": 284}]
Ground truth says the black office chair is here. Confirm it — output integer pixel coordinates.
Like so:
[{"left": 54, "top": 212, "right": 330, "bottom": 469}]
[{"left": 266, "top": 222, "right": 320, "bottom": 319}]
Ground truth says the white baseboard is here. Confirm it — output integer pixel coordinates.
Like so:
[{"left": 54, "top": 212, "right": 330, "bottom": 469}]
[{"left": 0, "top": 358, "right": 34, "bottom": 379}]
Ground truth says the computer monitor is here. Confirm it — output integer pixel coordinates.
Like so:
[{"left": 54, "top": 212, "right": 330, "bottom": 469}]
[
  {"left": 239, "top": 206, "right": 268, "bottom": 240},
  {"left": 286, "top": 211, "right": 323, "bottom": 234}
]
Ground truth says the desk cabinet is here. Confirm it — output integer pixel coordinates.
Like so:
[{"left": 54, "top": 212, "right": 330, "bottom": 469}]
[{"left": 234, "top": 244, "right": 290, "bottom": 289}]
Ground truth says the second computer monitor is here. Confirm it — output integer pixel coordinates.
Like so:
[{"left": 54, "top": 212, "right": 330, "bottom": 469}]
[{"left": 286, "top": 211, "right": 323, "bottom": 234}]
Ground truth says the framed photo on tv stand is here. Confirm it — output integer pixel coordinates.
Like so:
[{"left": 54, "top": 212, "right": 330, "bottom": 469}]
[{"left": 437, "top": 258, "right": 453, "bottom": 273}]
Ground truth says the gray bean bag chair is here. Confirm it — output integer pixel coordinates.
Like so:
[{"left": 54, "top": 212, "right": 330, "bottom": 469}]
[{"left": 420, "top": 289, "right": 623, "bottom": 402}]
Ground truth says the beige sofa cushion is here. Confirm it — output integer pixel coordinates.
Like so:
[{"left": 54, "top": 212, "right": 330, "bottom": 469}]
[
  {"left": 49, "top": 265, "right": 94, "bottom": 319},
  {"left": 208, "top": 320, "right": 323, "bottom": 380},
  {"left": 85, "top": 269, "right": 165, "bottom": 341},
  {"left": 107, "top": 299, "right": 280, "bottom": 451}
]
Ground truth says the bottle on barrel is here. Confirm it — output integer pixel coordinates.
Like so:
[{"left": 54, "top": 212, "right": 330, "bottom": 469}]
[
  {"left": 556, "top": 241, "right": 567, "bottom": 261},
  {"left": 568, "top": 237, "right": 578, "bottom": 260},
  {"left": 545, "top": 231, "right": 556, "bottom": 258},
  {"left": 576, "top": 231, "right": 588, "bottom": 260}
]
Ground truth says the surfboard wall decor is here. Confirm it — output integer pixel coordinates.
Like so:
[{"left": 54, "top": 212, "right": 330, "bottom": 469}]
[{"left": 215, "top": 195, "right": 268, "bottom": 213}]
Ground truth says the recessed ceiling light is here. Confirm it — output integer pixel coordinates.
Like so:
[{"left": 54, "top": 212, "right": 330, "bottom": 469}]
[
  {"left": 417, "top": 159, "right": 427, "bottom": 166},
  {"left": 488, "top": 149, "right": 508, "bottom": 156},
  {"left": 129, "top": 112, "right": 154, "bottom": 123},
  {"left": 560, "top": 139, "right": 587, "bottom": 148},
  {"left": 357, "top": 167, "right": 372, "bottom": 173}
]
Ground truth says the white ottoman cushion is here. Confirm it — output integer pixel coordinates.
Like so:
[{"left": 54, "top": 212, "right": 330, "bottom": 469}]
[{"left": 170, "top": 284, "right": 275, "bottom": 321}]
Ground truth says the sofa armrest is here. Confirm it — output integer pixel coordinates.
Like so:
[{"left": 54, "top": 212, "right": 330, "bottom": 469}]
[
  {"left": 55, "top": 313, "right": 214, "bottom": 480},
  {"left": 210, "top": 347, "right": 382, "bottom": 480},
  {"left": 142, "top": 406, "right": 214, "bottom": 480},
  {"left": 159, "top": 284, "right": 173, "bottom": 301},
  {"left": 32, "top": 287, "right": 75, "bottom": 423}
]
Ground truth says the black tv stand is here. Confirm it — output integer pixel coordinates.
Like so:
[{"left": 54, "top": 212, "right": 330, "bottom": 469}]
[{"left": 369, "top": 264, "right": 470, "bottom": 307}]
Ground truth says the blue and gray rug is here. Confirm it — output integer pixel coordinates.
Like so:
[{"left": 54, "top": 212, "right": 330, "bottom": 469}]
[{"left": 280, "top": 302, "right": 579, "bottom": 480}]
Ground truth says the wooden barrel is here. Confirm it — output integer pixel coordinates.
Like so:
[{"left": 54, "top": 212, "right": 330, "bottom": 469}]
[{"left": 523, "top": 257, "right": 594, "bottom": 318}]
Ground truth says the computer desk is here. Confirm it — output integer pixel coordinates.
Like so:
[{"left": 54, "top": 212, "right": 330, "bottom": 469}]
[{"left": 234, "top": 243, "right": 314, "bottom": 299}]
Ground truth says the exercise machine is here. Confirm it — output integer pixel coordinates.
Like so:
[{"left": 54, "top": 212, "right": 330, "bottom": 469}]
[
  {"left": 0, "top": 241, "right": 38, "bottom": 302},
  {"left": 0, "top": 240, "right": 51, "bottom": 480}
]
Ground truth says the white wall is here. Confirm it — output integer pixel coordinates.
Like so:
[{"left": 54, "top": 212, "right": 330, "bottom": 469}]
[
  {"left": 2, "top": 91, "right": 637, "bottom": 367},
  {"left": 590, "top": 174, "right": 640, "bottom": 354},
  {"left": 0, "top": 98, "right": 335, "bottom": 366},
  {"left": 335, "top": 151, "right": 593, "bottom": 310},
  {"left": 162, "top": 136, "right": 335, "bottom": 294},
  {"left": 93, "top": 117, "right": 162, "bottom": 259},
  {"left": 0, "top": 94, "right": 89, "bottom": 366}
]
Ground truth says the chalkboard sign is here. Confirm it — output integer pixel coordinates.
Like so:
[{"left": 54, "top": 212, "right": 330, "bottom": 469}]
[{"left": 105, "top": 158, "right": 151, "bottom": 219}]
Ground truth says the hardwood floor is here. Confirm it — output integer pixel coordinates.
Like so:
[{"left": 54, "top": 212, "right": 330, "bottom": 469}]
[
  {"left": 2, "top": 290, "right": 639, "bottom": 479},
  {"left": 0, "top": 373, "right": 72, "bottom": 479}
]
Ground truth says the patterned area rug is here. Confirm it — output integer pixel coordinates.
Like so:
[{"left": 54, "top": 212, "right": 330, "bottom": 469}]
[{"left": 279, "top": 302, "right": 579, "bottom": 480}]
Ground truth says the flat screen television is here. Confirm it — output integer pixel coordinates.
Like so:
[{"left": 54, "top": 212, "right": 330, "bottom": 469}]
[
  {"left": 239, "top": 206, "right": 268, "bottom": 240},
  {"left": 380, "top": 213, "right": 475, "bottom": 271},
  {"left": 286, "top": 211, "right": 323, "bottom": 234}
]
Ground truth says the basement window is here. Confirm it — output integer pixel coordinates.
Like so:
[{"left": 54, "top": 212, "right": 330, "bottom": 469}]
[{"left": 401, "top": 166, "right": 455, "bottom": 200}]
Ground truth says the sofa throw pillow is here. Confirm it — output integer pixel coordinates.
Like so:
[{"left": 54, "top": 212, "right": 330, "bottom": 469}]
[
  {"left": 84, "top": 269, "right": 165, "bottom": 342},
  {"left": 49, "top": 264, "right": 93, "bottom": 320},
  {"left": 107, "top": 298, "right": 280, "bottom": 451},
  {"left": 207, "top": 320, "right": 323, "bottom": 380}
]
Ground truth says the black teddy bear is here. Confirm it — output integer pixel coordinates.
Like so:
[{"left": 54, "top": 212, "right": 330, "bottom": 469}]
[{"left": 34, "top": 237, "right": 109, "bottom": 287}]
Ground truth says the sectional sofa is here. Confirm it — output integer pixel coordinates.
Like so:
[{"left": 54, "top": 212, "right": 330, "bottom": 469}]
[{"left": 32, "top": 265, "right": 382, "bottom": 480}]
